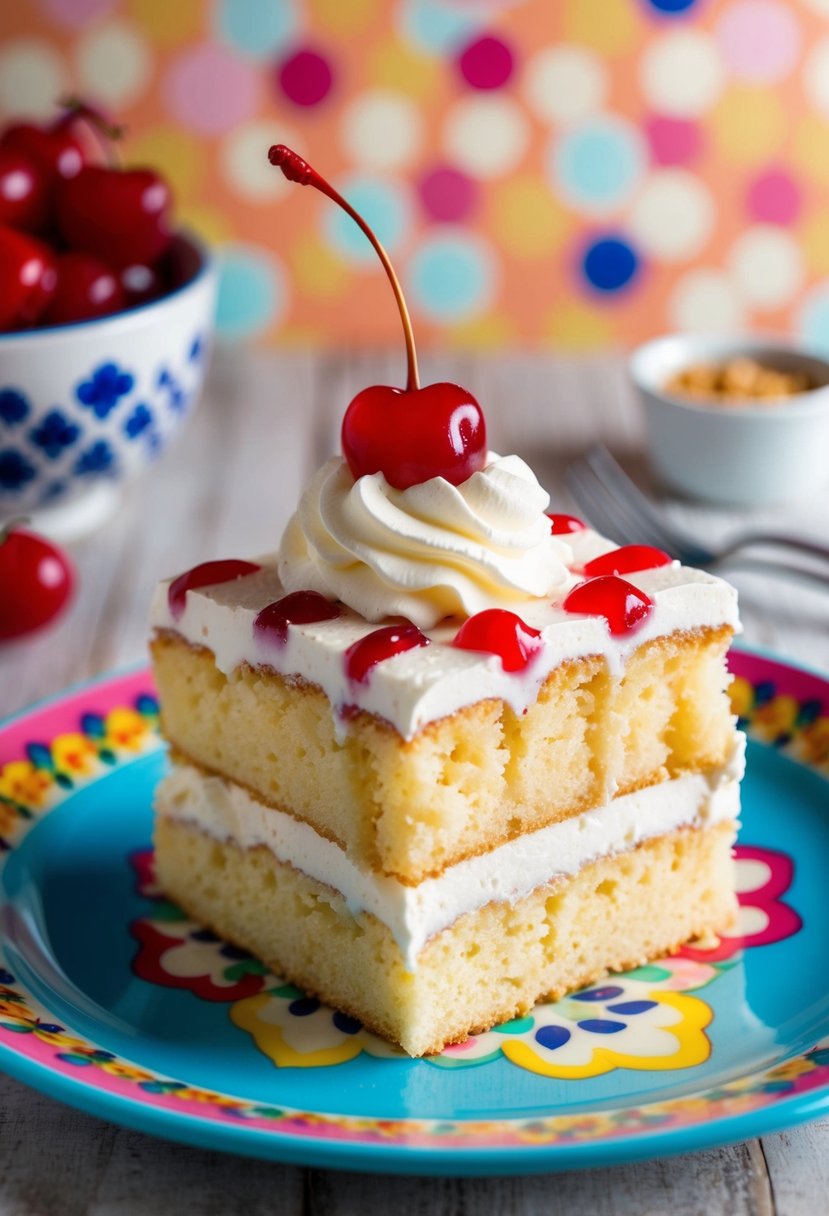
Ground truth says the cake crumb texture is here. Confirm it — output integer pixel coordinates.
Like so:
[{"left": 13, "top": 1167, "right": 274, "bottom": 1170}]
[
  {"left": 154, "top": 816, "right": 737, "bottom": 1058},
  {"left": 150, "top": 626, "right": 735, "bottom": 883}
]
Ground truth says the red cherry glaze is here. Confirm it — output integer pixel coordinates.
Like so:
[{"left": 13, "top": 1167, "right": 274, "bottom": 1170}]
[
  {"left": 254, "top": 590, "right": 341, "bottom": 647},
  {"left": 453, "top": 608, "right": 542, "bottom": 672},
  {"left": 0, "top": 149, "right": 49, "bottom": 232},
  {"left": 345, "top": 623, "right": 430, "bottom": 685},
  {"left": 0, "top": 225, "right": 56, "bottom": 329},
  {"left": 547, "top": 512, "right": 586, "bottom": 535},
  {"left": 342, "top": 382, "right": 486, "bottom": 490},
  {"left": 269, "top": 145, "right": 487, "bottom": 490},
  {"left": 583, "top": 544, "right": 673, "bottom": 577},
  {"left": 168, "top": 560, "right": 261, "bottom": 622},
  {"left": 43, "top": 251, "right": 125, "bottom": 324},
  {"left": 56, "top": 165, "right": 173, "bottom": 269},
  {"left": 562, "top": 576, "right": 653, "bottom": 636}
]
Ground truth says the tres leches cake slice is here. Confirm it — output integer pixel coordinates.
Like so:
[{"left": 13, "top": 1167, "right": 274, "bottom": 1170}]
[{"left": 148, "top": 148, "right": 742, "bottom": 1057}]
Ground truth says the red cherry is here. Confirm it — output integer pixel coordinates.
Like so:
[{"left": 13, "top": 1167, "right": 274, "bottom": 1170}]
[
  {"left": 0, "top": 148, "right": 49, "bottom": 232},
  {"left": 56, "top": 165, "right": 173, "bottom": 269},
  {"left": 547, "top": 513, "right": 586, "bottom": 535},
  {"left": 120, "top": 262, "right": 163, "bottom": 308},
  {"left": 0, "top": 225, "right": 56, "bottom": 329},
  {"left": 43, "top": 252, "right": 125, "bottom": 325},
  {"left": 562, "top": 576, "right": 653, "bottom": 636},
  {"left": 168, "top": 560, "right": 261, "bottom": 622},
  {"left": 254, "top": 590, "right": 341, "bottom": 647},
  {"left": 583, "top": 544, "right": 673, "bottom": 578},
  {"left": 345, "top": 623, "right": 430, "bottom": 685},
  {"left": 0, "top": 119, "right": 84, "bottom": 187},
  {"left": 0, "top": 524, "right": 74, "bottom": 641},
  {"left": 269, "top": 145, "right": 487, "bottom": 490},
  {"left": 453, "top": 608, "right": 542, "bottom": 672},
  {"left": 341, "top": 382, "right": 486, "bottom": 490}
]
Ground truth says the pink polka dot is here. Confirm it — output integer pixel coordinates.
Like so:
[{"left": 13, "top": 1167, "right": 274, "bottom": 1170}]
[
  {"left": 418, "top": 166, "right": 478, "bottom": 222},
  {"left": 37, "top": 0, "right": 117, "bottom": 27},
  {"left": 277, "top": 48, "right": 333, "bottom": 107},
  {"left": 646, "top": 115, "right": 701, "bottom": 166},
  {"left": 748, "top": 168, "right": 801, "bottom": 224},
  {"left": 165, "top": 44, "right": 258, "bottom": 136},
  {"left": 717, "top": 0, "right": 801, "bottom": 83},
  {"left": 458, "top": 35, "right": 514, "bottom": 90}
]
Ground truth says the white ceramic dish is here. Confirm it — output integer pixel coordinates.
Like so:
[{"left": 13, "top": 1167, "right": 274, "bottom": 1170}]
[
  {"left": 0, "top": 234, "right": 216, "bottom": 538},
  {"left": 630, "top": 334, "right": 829, "bottom": 506}
]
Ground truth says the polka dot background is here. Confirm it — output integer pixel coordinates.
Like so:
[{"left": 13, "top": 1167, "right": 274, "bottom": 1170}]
[{"left": 4, "top": 0, "right": 829, "bottom": 350}]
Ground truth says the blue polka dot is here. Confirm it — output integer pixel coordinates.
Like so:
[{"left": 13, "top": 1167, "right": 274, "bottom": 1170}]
[
  {"left": 551, "top": 118, "right": 645, "bottom": 212},
  {"left": 216, "top": 244, "right": 284, "bottom": 340},
  {"left": 577, "top": 1018, "right": 626, "bottom": 1034},
  {"left": 607, "top": 1000, "right": 658, "bottom": 1015},
  {"left": 214, "top": 0, "right": 298, "bottom": 60},
  {"left": 400, "top": 0, "right": 480, "bottom": 52},
  {"left": 333, "top": 1011, "right": 362, "bottom": 1035},
  {"left": 407, "top": 233, "right": 495, "bottom": 322},
  {"left": 582, "top": 236, "right": 640, "bottom": 294},
  {"left": 534, "top": 1024, "right": 571, "bottom": 1051},
  {"left": 288, "top": 997, "right": 320, "bottom": 1017},
  {"left": 572, "top": 985, "right": 625, "bottom": 1002},
  {"left": 646, "top": 0, "right": 698, "bottom": 11},
  {"left": 324, "top": 176, "right": 411, "bottom": 265},
  {"left": 797, "top": 286, "right": 829, "bottom": 356}
]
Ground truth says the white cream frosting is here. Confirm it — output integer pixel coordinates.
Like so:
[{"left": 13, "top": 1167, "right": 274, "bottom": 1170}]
[
  {"left": 149, "top": 537, "right": 740, "bottom": 741},
  {"left": 277, "top": 453, "right": 572, "bottom": 629},
  {"left": 156, "top": 734, "right": 743, "bottom": 971}
]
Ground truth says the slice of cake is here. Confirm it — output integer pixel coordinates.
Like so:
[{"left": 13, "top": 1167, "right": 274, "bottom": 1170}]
[{"left": 148, "top": 146, "right": 742, "bottom": 1058}]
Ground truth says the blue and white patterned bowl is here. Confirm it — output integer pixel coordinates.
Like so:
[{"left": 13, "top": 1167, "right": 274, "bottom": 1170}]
[{"left": 0, "top": 234, "right": 216, "bottom": 525}]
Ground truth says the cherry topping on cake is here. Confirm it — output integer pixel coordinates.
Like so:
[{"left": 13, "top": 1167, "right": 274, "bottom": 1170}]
[
  {"left": 345, "top": 623, "right": 430, "bottom": 685},
  {"left": 168, "top": 560, "right": 261, "bottom": 621},
  {"left": 453, "top": 609, "right": 542, "bottom": 672},
  {"left": 562, "top": 576, "right": 653, "bottom": 636},
  {"left": 583, "top": 544, "right": 672, "bottom": 577},
  {"left": 254, "top": 590, "right": 341, "bottom": 647},
  {"left": 547, "top": 512, "right": 586, "bottom": 535},
  {"left": 269, "top": 145, "right": 486, "bottom": 491}
]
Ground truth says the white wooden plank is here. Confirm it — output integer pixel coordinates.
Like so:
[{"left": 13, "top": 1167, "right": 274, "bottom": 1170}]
[{"left": 760, "top": 1122, "right": 829, "bottom": 1216}]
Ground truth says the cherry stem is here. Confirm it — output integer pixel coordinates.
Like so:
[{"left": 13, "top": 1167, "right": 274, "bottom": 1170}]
[
  {"left": 269, "top": 144, "right": 420, "bottom": 392},
  {"left": 0, "top": 516, "right": 28, "bottom": 546},
  {"left": 56, "top": 97, "right": 125, "bottom": 168}
]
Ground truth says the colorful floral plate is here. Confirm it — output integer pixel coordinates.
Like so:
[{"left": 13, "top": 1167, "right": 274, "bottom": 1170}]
[{"left": 0, "top": 650, "right": 828, "bottom": 1176}]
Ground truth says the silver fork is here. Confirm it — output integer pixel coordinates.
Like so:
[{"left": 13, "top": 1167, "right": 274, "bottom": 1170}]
[{"left": 566, "top": 445, "right": 829, "bottom": 588}]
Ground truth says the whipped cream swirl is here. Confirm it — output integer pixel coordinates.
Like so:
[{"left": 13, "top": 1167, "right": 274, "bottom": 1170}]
[{"left": 278, "top": 453, "right": 573, "bottom": 628}]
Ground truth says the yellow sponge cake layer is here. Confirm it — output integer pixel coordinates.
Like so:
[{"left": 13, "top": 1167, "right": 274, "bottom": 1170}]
[
  {"left": 151, "top": 625, "right": 735, "bottom": 884},
  {"left": 153, "top": 812, "right": 737, "bottom": 1058}
]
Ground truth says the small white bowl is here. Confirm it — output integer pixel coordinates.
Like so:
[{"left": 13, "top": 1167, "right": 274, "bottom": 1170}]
[
  {"left": 630, "top": 334, "right": 829, "bottom": 506},
  {"left": 0, "top": 234, "right": 216, "bottom": 538}
]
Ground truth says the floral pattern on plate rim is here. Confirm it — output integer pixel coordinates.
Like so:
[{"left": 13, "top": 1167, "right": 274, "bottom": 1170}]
[{"left": 0, "top": 656, "right": 824, "bottom": 1149}]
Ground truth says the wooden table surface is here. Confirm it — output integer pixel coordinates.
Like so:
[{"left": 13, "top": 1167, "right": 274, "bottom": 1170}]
[{"left": 1, "top": 350, "right": 827, "bottom": 1215}]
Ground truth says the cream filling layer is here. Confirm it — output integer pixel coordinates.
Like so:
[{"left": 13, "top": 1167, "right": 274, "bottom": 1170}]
[{"left": 155, "top": 734, "right": 744, "bottom": 971}]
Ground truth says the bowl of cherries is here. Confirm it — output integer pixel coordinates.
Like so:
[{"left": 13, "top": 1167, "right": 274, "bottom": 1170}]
[{"left": 0, "top": 101, "right": 216, "bottom": 537}]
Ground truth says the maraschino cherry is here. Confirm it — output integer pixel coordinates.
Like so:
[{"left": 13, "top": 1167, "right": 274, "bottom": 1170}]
[
  {"left": 254, "top": 590, "right": 341, "bottom": 647},
  {"left": 345, "top": 623, "right": 430, "bottom": 684},
  {"left": 0, "top": 148, "right": 49, "bottom": 232},
  {"left": 582, "top": 544, "right": 672, "bottom": 577},
  {"left": 547, "top": 513, "right": 586, "bottom": 535},
  {"left": 53, "top": 102, "right": 173, "bottom": 270},
  {"left": 0, "top": 225, "right": 56, "bottom": 328},
  {"left": 453, "top": 609, "right": 542, "bottom": 672},
  {"left": 562, "top": 576, "right": 653, "bottom": 636},
  {"left": 269, "top": 145, "right": 487, "bottom": 491},
  {"left": 43, "top": 251, "right": 124, "bottom": 325},
  {"left": 168, "top": 560, "right": 261, "bottom": 621}
]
